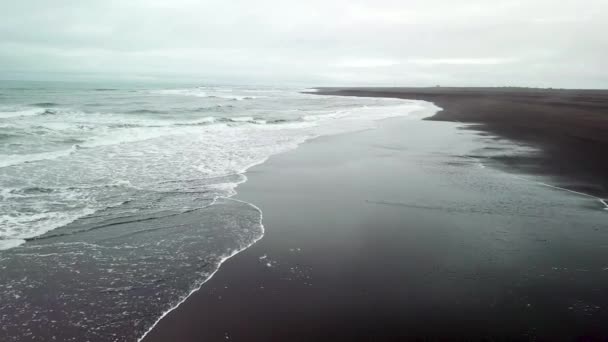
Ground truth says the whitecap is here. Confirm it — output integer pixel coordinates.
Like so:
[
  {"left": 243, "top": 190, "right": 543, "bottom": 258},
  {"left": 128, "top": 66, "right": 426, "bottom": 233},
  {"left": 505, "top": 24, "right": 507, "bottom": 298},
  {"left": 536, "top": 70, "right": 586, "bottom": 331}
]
[
  {"left": 0, "top": 108, "right": 45, "bottom": 119},
  {"left": 0, "top": 239, "right": 25, "bottom": 250},
  {"left": 0, "top": 146, "right": 78, "bottom": 168}
]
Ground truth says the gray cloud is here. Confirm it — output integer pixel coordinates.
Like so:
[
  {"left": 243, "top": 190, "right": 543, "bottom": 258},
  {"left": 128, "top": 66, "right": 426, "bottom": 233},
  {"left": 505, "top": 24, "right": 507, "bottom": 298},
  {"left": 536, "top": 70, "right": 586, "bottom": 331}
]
[{"left": 1, "top": 0, "right": 606, "bottom": 87}]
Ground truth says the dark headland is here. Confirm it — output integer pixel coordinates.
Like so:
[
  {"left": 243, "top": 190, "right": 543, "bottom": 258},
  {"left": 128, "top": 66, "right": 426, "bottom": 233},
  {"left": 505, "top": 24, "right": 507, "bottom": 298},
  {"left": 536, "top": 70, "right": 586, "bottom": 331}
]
[
  {"left": 315, "top": 87, "right": 608, "bottom": 199},
  {"left": 143, "top": 89, "right": 608, "bottom": 342}
]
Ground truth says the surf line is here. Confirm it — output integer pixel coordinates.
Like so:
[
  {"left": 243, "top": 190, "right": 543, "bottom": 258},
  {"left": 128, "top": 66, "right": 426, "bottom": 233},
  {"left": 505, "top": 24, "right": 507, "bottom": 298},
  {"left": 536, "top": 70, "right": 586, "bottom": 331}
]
[
  {"left": 136, "top": 197, "right": 266, "bottom": 342},
  {"left": 537, "top": 182, "right": 608, "bottom": 211}
]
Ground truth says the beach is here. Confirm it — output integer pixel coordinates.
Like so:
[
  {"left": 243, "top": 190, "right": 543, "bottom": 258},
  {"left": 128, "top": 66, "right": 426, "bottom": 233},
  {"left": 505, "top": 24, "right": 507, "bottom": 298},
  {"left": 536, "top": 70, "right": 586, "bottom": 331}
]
[
  {"left": 2, "top": 85, "right": 608, "bottom": 341},
  {"left": 143, "top": 96, "right": 608, "bottom": 341}
]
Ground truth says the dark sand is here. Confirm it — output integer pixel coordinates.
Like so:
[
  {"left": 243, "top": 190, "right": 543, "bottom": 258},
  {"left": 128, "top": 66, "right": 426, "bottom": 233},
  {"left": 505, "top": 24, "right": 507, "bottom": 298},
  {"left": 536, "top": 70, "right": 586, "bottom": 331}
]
[
  {"left": 143, "top": 116, "right": 608, "bottom": 341},
  {"left": 315, "top": 87, "right": 608, "bottom": 199}
]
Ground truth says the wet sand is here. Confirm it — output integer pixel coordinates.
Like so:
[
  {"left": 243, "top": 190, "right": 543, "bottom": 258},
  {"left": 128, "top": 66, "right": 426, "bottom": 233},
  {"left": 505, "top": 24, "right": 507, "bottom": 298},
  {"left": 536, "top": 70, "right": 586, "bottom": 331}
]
[
  {"left": 315, "top": 87, "right": 608, "bottom": 199},
  {"left": 143, "top": 115, "right": 608, "bottom": 341}
]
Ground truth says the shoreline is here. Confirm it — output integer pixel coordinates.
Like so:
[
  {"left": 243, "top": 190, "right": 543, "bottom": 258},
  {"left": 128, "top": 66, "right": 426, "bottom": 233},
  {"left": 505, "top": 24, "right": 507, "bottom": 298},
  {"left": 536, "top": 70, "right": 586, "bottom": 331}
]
[
  {"left": 137, "top": 197, "right": 266, "bottom": 342},
  {"left": 136, "top": 100, "right": 438, "bottom": 341},
  {"left": 142, "top": 110, "right": 608, "bottom": 341},
  {"left": 137, "top": 101, "right": 439, "bottom": 341},
  {"left": 313, "top": 87, "right": 608, "bottom": 200}
]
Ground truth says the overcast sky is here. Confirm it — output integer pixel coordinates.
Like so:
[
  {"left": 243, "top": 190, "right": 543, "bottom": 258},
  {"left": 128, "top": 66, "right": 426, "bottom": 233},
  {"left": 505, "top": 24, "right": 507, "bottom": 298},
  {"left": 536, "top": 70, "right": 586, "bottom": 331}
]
[{"left": 1, "top": 0, "right": 606, "bottom": 87}]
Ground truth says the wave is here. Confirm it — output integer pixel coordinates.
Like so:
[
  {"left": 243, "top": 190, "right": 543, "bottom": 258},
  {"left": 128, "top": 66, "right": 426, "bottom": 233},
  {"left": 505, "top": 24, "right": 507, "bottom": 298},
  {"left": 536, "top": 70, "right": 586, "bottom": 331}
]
[
  {"left": 0, "top": 132, "right": 19, "bottom": 140},
  {"left": 0, "top": 146, "right": 79, "bottom": 168},
  {"left": 0, "top": 239, "right": 26, "bottom": 250},
  {"left": 0, "top": 206, "right": 98, "bottom": 250},
  {"left": 0, "top": 101, "right": 431, "bottom": 170},
  {"left": 30, "top": 102, "right": 61, "bottom": 107},
  {"left": 217, "top": 116, "right": 268, "bottom": 124},
  {"left": 1, "top": 181, "right": 137, "bottom": 200},
  {"left": 194, "top": 104, "right": 234, "bottom": 111},
  {"left": 0, "top": 181, "right": 140, "bottom": 250},
  {"left": 151, "top": 88, "right": 263, "bottom": 101},
  {"left": 25, "top": 206, "right": 203, "bottom": 242},
  {"left": 41, "top": 109, "right": 58, "bottom": 115},
  {"left": 173, "top": 117, "right": 217, "bottom": 126},
  {"left": 214, "top": 95, "right": 261, "bottom": 101},
  {"left": 0, "top": 106, "right": 65, "bottom": 119},
  {"left": 0, "top": 120, "right": 223, "bottom": 168},
  {"left": 125, "top": 109, "right": 167, "bottom": 115},
  {"left": 0, "top": 108, "right": 45, "bottom": 119}
]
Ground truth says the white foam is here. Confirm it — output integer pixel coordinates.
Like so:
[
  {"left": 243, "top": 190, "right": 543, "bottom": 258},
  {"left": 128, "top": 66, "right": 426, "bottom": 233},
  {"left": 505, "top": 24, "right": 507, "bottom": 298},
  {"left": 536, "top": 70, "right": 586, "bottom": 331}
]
[
  {"left": 227, "top": 96, "right": 261, "bottom": 101},
  {"left": 1, "top": 92, "right": 435, "bottom": 249},
  {"left": 150, "top": 89, "right": 261, "bottom": 101},
  {"left": 0, "top": 206, "right": 97, "bottom": 242},
  {"left": 184, "top": 117, "right": 216, "bottom": 125},
  {"left": 0, "top": 108, "right": 45, "bottom": 119},
  {"left": 0, "top": 147, "right": 78, "bottom": 168},
  {"left": 0, "top": 239, "right": 25, "bottom": 250},
  {"left": 136, "top": 197, "right": 265, "bottom": 342},
  {"left": 301, "top": 110, "right": 349, "bottom": 122},
  {"left": 1, "top": 124, "right": 204, "bottom": 169},
  {"left": 152, "top": 89, "right": 208, "bottom": 97},
  {"left": 229, "top": 116, "right": 255, "bottom": 122},
  {"left": 80, "top": 126, "right": 178, "bottom": 149}
]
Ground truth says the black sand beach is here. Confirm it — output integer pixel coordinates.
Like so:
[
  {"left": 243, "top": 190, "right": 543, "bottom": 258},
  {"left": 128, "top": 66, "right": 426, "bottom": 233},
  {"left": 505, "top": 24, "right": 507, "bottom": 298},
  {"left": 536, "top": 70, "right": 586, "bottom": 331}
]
[{"left": 143, "top": 108, "right": 608, "bottom": 341}]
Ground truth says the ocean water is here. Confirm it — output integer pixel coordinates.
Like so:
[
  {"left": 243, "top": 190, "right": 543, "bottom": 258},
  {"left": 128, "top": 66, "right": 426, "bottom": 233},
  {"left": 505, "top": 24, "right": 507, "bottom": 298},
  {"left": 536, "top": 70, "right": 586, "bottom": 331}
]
[{"left": 0, "top": 81, "right": 434, "bottom": 341}]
